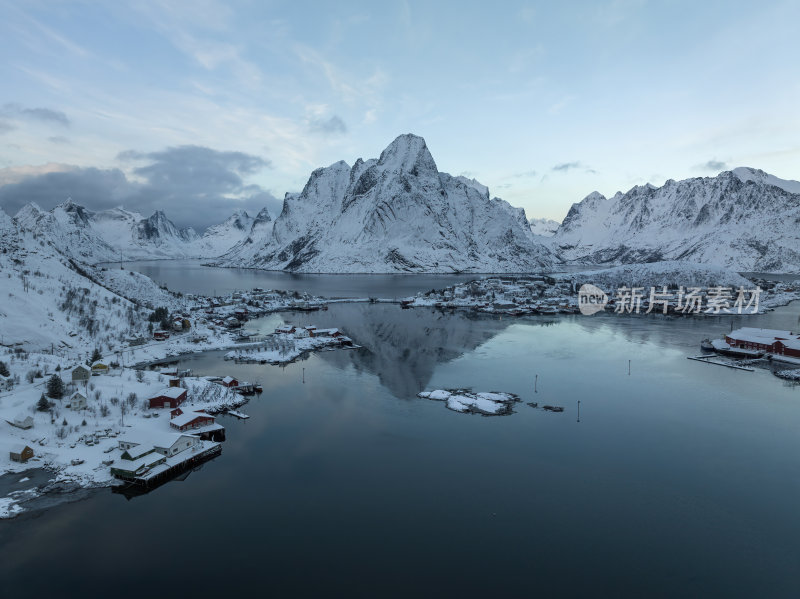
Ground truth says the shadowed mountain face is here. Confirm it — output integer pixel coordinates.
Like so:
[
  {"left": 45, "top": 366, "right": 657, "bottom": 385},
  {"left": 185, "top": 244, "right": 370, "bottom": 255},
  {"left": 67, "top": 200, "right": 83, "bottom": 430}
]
[{"left": 283, "top": 303, "right": 513, "bottom": 397}]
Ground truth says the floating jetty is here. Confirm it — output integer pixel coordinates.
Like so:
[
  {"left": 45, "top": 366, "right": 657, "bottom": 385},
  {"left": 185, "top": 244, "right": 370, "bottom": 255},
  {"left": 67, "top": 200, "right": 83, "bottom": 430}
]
[
  {"left": 687, "top": 356, "right": 755, "bottom": 371},
  {"left": 227, "top": 410, "right": 250, "bottom": 419}
]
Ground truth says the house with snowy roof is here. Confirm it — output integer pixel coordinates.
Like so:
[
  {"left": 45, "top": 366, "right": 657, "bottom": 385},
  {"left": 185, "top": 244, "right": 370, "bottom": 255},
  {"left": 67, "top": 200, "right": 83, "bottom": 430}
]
[
  {"left": 69, "top": 392, "right": 87, "bottom": 410},
  {"left": 91, "top": 361, "right": 109, "bottom": 375},
  {"left": 10, "top": 445, "right": 34, "bottom": 463},
  {"left": 146, "top": 387, "right": 187, "bottom": 409},
  {"left": 6, "top": 413, "right": 34, "bottom": 429},
  {"left": 169, "top": 408, "right": 215, "bottom": 432},
  {"left": 71, "top": 365, "right": 90, "bottom": 384}
]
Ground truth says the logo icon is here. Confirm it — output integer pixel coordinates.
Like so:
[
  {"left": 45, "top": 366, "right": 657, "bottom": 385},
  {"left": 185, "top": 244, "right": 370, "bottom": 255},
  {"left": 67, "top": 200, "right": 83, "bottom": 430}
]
[{"left": 578, "top": 284, "right": 608, "bottom": 315}]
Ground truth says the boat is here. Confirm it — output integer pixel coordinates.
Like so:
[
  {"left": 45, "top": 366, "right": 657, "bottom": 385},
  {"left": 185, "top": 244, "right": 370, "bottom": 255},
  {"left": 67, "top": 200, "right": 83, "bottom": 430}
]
[
  {"left": 254, "top": 383, "right": 263, "bottom": 393},
  {"left": 700, "top": 338, "right": 715, "bottom": 351}
]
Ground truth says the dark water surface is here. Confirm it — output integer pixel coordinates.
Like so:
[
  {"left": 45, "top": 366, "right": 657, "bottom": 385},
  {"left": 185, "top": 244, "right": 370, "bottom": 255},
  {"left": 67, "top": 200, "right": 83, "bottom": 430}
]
[
  {"left": 121, "top": 259, "right": 482, "bottom": 297},
  {"left": 2, "top": 282, "right": 800, "bottom": 597}
]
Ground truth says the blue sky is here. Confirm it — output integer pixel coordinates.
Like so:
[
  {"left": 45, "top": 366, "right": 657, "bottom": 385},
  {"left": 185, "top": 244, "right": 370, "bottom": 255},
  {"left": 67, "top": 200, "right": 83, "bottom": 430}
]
[{"left": 1, "top": 0, "right": 799, "bottom": 230}]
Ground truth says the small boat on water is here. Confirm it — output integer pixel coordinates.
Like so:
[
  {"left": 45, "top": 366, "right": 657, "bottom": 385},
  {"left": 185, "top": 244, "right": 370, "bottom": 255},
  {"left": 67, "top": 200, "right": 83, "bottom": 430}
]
[{"left": 700, "top": 338, "right": 715, "bottom": 351}]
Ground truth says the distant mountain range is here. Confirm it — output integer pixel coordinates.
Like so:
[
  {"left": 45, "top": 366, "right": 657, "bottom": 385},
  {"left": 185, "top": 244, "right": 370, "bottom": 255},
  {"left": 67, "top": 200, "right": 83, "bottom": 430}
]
[
  {"left": 552, "top": 167, "right": 800, "bottom": 273},
  {"left": 11, "top": 200, "right": 269, "bottom": 262},
  {"left": 4, "top": 136, "right": 799, "bottom": 273},
  {"left": 214, "top": 133, "right": 553, "bottom": 273}
]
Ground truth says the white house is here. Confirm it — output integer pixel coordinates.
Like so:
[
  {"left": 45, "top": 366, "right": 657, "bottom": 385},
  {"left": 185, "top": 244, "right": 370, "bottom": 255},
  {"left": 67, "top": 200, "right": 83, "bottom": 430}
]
[{"left": 69, "top": 392, "right": 87, "bottom": 410}]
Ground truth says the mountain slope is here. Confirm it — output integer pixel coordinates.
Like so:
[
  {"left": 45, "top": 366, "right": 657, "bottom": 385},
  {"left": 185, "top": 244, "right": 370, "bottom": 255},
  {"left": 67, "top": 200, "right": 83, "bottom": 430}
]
[
  {"left": 216, "top": 134, "right": 553, "bottom": 273},
  {"left": 553, "top": 167, "right": 800, "bottom": 272}
]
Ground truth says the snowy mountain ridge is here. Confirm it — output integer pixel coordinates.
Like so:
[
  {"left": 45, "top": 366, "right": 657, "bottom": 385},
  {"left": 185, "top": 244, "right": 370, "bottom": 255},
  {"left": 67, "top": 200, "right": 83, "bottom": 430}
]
[
  {"left": 553, "top": 167, "right": 800, "bottom": 273},
  {"left": 11, "top": 201, "right": 269, "bottom": 262},
  {"left": 215, "top": 133, "right": 554, "bottom": 273}
]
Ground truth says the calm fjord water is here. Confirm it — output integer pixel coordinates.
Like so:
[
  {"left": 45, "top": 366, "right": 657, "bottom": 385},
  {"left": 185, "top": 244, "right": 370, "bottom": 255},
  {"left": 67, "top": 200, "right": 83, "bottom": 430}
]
[{"left": 2, "top": 267, "right": 800, "bottom": 598}]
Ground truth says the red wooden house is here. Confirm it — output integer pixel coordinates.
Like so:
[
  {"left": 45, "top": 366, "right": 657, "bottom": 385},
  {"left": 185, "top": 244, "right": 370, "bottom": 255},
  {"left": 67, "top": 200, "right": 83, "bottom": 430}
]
[
  {"left": 221, "top": 376, "right": 238, "bottom": 388},
  {"left": 169, "top": 408, "right": 215, "bottom": 432},
  {"left": 147, "top": 387, "right": 187, "bottom": 409}
]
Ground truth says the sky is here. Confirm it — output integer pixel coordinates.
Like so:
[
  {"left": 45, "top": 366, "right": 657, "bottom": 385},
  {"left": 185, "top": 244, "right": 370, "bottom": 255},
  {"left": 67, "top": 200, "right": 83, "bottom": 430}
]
[{"left": 1, "top": 0, "right": 799, "bottom": 231}]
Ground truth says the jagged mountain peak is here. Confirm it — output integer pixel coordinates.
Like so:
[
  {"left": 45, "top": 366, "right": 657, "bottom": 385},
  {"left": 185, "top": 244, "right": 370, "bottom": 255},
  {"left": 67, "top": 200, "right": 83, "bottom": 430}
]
[
  {"left": 214, "top": 134, "right": 553, "bottom": 273},
  {"left": 377, "top": 133, "right": 437, "bottom": 176},
  {"left": 253, "top": 207, "right": 272, "bottom": 224}
]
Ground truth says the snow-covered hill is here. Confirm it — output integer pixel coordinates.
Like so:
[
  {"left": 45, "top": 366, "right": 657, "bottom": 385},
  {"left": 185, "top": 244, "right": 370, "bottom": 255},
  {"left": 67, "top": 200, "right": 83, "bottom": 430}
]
[
  {"left": 0, "top": 215, "right": 182, "bottom": 351},
  {"left": 215, "top": 134, "right": 553, "bottom": 273},
  {"left": 553, "top": 168, "right": 800, "bottom": 273},
  {"left": 529, "top": 217, "right": 560, "bottom": 237}
]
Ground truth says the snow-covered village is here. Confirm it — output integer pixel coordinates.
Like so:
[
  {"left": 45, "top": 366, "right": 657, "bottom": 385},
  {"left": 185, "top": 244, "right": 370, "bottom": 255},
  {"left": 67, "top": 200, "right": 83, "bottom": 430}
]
[{"left": 2, "top": 2, "right": 800, "bottom": 597}]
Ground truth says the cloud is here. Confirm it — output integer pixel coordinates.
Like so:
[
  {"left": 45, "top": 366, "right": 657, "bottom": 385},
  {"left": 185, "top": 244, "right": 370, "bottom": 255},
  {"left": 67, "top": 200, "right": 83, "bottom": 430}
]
[
  {"left": 308, "top": 115, "right": 347, "bottom": 136},
  {"left": 0, "top": 120, "right": 14, "bottom": 134},
  {"left": 511, "top": 170, "right": 537, "bottom": 178},
  {"left": 551, "top": 161, "right": 597, "bottom": 175},
  {"left": 48, "top": 136, "right": 71, "bottom": 144},
  {"left": 552, "top": 161, "right": 582, "bottom": 172},
  {"left": 696, "top": 159, "right": 728, "bottom": 171},
  {"left": 1, "top": 103, "right": 70, "bottom": 127},
  {"left": 0, "top": 145, "right": 279, "bottom": 231}
]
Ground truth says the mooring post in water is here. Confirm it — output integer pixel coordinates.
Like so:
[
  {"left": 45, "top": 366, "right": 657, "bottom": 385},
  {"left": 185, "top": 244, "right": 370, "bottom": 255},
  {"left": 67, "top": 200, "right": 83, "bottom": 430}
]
[
  {"left": 535, "top": 374, "right": 538, "bottom": 393},
  {"left": 577, "top": 400, "right": 580, "bottom": 423},
  {"left": 302, "top": 367, "right": 305, "bottom": 384},
  {"left": 628, "top": 360, "right": 631, "bottom": 375}
]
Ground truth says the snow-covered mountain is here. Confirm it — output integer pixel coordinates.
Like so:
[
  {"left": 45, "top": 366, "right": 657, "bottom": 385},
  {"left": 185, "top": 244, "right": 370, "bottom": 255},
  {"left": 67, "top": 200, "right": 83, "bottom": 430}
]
[
  {"left": 215, "top": 134, "right": 553, "bottom": 273},
  {"left": 190, "top": 209, "right": 256, "bottom": 258},
  {"left": 553, "top": 167, "right": 800, "bottom": 273},
  {"left": 11, "top": 201, "right": 263, "bottom": 262},
  {"left": 13, "top": 199, "right": 121, "bottom": 263},
  {"left": 221, "top": 207, "right": 273, "bottom": 263},
  {"left": 529, "top": 217, "right": 560, "bottom": 237}
]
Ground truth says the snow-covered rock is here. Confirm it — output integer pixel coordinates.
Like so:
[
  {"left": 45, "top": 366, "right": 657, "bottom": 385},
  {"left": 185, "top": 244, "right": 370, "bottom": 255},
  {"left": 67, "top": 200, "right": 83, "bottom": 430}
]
[
  {"left": 418, "top": 389, "right": 520, "bottom": 415},
  {"left": 214, "top": 134, "right": 553, "bottom": 273},
  {"left": 553, "top": 168, "right": 800, "bottom": 273},
  {"left": 529, "top": 217, "right": 560, "bottom": 237}
]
